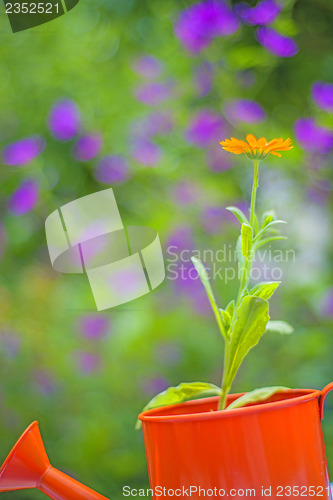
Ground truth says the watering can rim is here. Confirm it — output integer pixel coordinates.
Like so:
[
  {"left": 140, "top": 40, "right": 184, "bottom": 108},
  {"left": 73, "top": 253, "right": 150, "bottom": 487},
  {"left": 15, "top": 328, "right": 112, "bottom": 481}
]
[{"left": 139, "top": 386, "right": 333, "bottom": 424}]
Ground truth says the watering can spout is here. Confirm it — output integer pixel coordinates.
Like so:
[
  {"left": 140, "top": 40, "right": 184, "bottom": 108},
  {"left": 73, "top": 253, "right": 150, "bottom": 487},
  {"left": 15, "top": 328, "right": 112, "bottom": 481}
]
[
  {"left": 0, "top": 421, "right": 109, "bottom": 500},
  {"left": 0, "top": 421, "right": 50, "bottom": 491}
]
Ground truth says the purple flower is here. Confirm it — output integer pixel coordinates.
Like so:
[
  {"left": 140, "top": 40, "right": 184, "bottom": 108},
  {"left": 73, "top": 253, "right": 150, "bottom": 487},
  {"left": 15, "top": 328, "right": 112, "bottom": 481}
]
[
  {"left": 307, "top": 180, "right": 332, "bottom": 206},
  {"left": 130, "top": 112, "right": 173, "bottom": 140},
  {"left": 201, "top": 206, "right": 226, "bottom": 234},
  {"left": 154, "top": 342, "right": 182, "bottom": 365},
  {"left": 165, "top": 227, "right": 211, "bottom": 315},
  {"left": 73, "top": 134, "right": 102, "bottom": 162},
  {"left": 132, "top": 55, "right": 163, "bottom": 79},
  {"left": 174, "top": 260, "right": 211, "bottom": 315},
  {"left": 236, "top": 0, "right": 282, "bottom": 25},
  {"left": 322, "top": 288, "right": 333, "bottom": 316},
  {"left": 32, "top": 369, "right": 57, "bottom": 396},
  {"left": 312, "top": 82, "right": 333, "bottom": 113},
  {"left": 134, "top": 82, "right": 173, "bottom": 106},
  {"left": 186, "top": 110, "right": 226, "bottom": 147},
  {"left": 257, "top": 27, "right": 298, "bottom": 57},
  {"left": 165, "top": 226, "right": 195, "bottom": 253},
  {"left": 195, "top": 62, "right": 214, "bottom": 97},
  {"left": 78, "top": 314, "right": 110, "bottom": 340},
  {"left": 8, "top": 179, "right": 39, "bottom": 215},
  {"left": 171, "top": 181, "right": 199, "bottom": 206},
  {"left": 305, "top": 154, "right": 329, "bottom": 172},
  {"left": 0, "top": 331, "right": 20, "bottom": 359},
  {"left": 207, "top": 144, "right": 233, "bottom": 172},
  {"left": 0, "top": 223, "right": 7, "bottom": 261},
  {"left": 203, "top": 200, "right": 249, "bottom": 227},
  {"left": 76, "top": 351, "right": 101, "bottom": 375},
  {"left": 225, "top": 99, "right": 266, "bottom": 123},
  {"left": 175, "top": 0, "right": 239, "bottom": 54},
  {"left": 142, "top": 376, "right": 170, "bottom": 396},
  {"left": 131, "top": 139, "right": 162, "bottom": 166},
  {"left": 95, "top": 155, "right": 130, "bottom": 184},
  {"left": 2, "top": 136, "right": 45, "bottom": 166},
  {"left": 49, "top": 99, "right": 81, "bottom": 141},
  {"left": 294, "top": 118, "right": 333, "bottom": 154}
]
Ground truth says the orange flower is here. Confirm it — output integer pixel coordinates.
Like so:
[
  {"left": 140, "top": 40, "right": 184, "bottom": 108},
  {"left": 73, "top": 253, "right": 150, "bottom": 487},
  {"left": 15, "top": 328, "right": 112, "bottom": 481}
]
[{"left": 220, "top": 134, "right": 293, "bottom": 160}]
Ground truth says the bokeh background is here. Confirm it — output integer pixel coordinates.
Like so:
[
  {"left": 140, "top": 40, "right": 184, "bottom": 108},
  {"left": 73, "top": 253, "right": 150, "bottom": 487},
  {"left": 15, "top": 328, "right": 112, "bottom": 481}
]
[{"left": 0, "top": 0, "right": 333, "bottom": 497}]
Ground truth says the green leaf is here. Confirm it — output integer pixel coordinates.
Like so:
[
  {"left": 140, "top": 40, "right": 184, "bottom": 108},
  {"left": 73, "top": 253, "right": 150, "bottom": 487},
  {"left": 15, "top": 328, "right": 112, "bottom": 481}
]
[
  {"left": 191, "top": 257, "right": 226, "bottom": 338},
  {"left": 226, "top": 300, "right": 235, "bottom": 318},
  {"left": 226, "top": 296, "right": 270, "bottom": 386},
  {"left": 219, "top": 308, "right": 231, "bottom": 328},
  {"left": 136, "top": 382, "right": 221, "bottom": 429},
  {"left": 191, "top": 257, "right": 214, "bottom": 297},
  {"left": 253, "top": 236, "right": 287, "bottom": 251},
  {"left": 236, "top": 235, "right": 244, "bottom": 269},
  {"left": 266, "top": 320, "right": 294, "bottom": 335},
  {"left": 219, "top": 301, "right": 235, "bottom": 335},
  {"left": 241, "top": 223, "right": 253, "bottom": 258},
  {"left": 254, "top": 220, "right": 286, "bottom": 242},
  {"left": 264, "top": 220, "right": 287, "bottom": 230},
  {"left": 250, "top": 281, "right": 280, "bottom": 300},
  {"left": 226, "top": 206, "right": 249, "bottom": 225},
  {"left": 226, "top": 386, "right": 290, "bottom": 411},
  {"left": 261, "top": 210, "right": 275, "bottom": 228}
]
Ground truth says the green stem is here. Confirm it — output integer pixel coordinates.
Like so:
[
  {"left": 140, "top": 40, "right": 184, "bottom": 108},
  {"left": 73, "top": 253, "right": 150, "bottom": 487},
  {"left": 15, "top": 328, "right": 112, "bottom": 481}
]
[
  {"left": 219, "top": 160, "right": 259, "bottom": 410},
  {"left": 235, "top": 160, "right": 259, "bottom": 308},
  {"left": 236, "top": 253, "right": 251, "bottom": 308},
  {"left": 250, "top": 161, "right": 259, "bottom": 231},
  {"left": 219, "top": 383, "right": 230, "bottom": 411},
  {"left": 218, "top": 340, "right": 229, "bottom": 410}
]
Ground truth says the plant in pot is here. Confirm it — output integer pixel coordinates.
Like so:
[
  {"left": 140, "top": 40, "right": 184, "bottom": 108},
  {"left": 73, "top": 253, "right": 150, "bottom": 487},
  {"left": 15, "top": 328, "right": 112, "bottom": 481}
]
[{"left": 138, "top": 134, "right": 333, "bottom": 499}]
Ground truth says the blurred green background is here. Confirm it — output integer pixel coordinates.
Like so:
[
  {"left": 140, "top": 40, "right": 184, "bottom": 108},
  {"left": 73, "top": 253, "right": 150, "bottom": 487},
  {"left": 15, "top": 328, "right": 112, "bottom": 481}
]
[{"left": 0, "top": 0, "right": 333, "bottom": 498}]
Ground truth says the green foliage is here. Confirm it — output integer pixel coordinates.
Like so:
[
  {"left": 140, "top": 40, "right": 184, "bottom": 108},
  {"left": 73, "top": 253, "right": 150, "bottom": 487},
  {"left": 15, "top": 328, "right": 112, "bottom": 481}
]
[
  {"left": 219, "top": 308, "right": 232, "bottom": 332},
  {"left": 235, "top": 235, "right": 245, "bottom": 269},
  {"left": 226, "top": 386, "right": 290, "bottom": 411},
  {"left": 261, "top": 211, "right": 275, "bottom": 228},
  {"left": 225, "top": 296, "right": 270, "bottom": 386},
  {"left": 250, "top": 282, "right": 281, "bottom": 300},
  {"left": 253, "top": 235, "right": 288, "bottom": 251},
  {"left": 254, "top": 220, "right": 287, "bottom": 242},
  {"left": 266, "top": 321, "right": 294, "bottom": 335},
  {"left": 226, "top": 300, "right": 235, "bottom": 318},
  {"left": 136, "top": 382, "right": 221, "bottom": 428},
  {"left": 241, "top": 223, "right": 253, "bottom": 258},
  {"left": 226, "top": 206, "right": 249, "bottom": 225}
]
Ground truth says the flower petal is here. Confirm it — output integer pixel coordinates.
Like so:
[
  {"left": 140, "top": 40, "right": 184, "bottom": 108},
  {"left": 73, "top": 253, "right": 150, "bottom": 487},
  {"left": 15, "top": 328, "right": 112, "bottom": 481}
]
[
  {"left": 246, "top": 134, "right": 258, "bottom": 147},
  {"left": 221, "top": 135, "right": 293, "bottom": 159},
  {"left": 270, "top": 151, "right": 282, "bottom": 157},
  {"left": 257, "top": 137, "right": 267, "bottom": 148},
  {"left": 222, "top": 146, "right": 244, "bottom": 154}
]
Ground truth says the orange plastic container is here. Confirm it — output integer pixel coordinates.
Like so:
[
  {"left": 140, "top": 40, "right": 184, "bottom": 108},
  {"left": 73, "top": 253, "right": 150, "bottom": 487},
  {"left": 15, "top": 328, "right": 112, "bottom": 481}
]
[{"left": 139, "top": 383, "right": 333, "bottom": 499}]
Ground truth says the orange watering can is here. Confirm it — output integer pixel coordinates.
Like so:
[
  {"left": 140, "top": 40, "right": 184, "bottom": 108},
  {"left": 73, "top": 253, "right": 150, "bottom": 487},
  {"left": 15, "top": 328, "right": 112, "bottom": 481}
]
[
  {"left": 139, "top": 384, "right": 333, "bottom": 500},
  {"left": 0, "top": 421, "right": 109, "bottom": 499}
]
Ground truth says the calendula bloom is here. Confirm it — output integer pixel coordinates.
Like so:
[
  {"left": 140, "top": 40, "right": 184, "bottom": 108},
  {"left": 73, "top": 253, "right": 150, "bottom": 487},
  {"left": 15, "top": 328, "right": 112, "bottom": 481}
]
[{"left": 220, "top": 134, "right": 293, "bottom": 160}]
